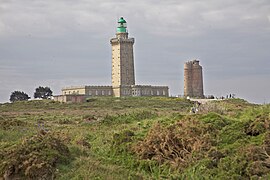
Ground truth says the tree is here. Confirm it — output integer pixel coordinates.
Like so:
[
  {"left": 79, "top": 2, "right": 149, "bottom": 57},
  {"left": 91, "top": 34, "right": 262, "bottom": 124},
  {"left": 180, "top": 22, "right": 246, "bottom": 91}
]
[
  {"left": 10, "top": 91, "right": 30, "bottom": 102},
  {"left": 34, "top": 86, "right": 53, "bottom": 99}
]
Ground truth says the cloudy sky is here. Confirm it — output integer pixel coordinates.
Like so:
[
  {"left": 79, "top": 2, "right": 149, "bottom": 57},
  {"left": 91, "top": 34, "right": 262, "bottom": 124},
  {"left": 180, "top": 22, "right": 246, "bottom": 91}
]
[{"left": 0, "top": 0, "right": 269, "bottom": 104}]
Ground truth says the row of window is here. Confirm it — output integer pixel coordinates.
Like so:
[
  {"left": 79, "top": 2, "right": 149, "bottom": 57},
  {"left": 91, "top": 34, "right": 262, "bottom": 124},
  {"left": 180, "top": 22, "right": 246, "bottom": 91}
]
[
  {"left": 64, "top": 90, "right": 112, "bottom": 96},
  {"left": 65, "top": 91, "right": 80, "bottom": 95},
  {"left": 64, "top": 89, "right": 166, "bottom": 96},
  {"left": 123, "top": 89, "right": 166, "bottom": 96},
  {"left": 88, "top": 90, "right": 111, "bottom": 96}
]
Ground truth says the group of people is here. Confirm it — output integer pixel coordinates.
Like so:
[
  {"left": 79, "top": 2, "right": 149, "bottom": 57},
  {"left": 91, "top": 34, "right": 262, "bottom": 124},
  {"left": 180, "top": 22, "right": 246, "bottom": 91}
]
[
  {"left": 190, "top": 101, "right": 201, "bottom": 114},
  {"left": 216, "top": 94, "right": 235, "bottom": 100}
]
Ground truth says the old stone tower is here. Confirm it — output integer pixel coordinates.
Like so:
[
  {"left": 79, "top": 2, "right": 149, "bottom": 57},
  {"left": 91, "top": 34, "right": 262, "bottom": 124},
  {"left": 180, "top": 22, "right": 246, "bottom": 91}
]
[
  {"left": 110, "top": 17, "right": 135, "bottom": 97},
  {"left": 184, "top": 60, "right": 204, "bottom": 98}
]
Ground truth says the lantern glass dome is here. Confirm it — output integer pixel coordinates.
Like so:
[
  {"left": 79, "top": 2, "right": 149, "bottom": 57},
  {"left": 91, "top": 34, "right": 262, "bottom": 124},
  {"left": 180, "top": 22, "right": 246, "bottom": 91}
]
[{"left": 117, "top": 17, "right": 127, "bottom": 33}]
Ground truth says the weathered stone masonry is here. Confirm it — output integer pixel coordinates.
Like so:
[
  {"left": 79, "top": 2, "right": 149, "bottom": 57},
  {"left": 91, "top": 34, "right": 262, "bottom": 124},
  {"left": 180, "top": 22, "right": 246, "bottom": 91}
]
[{"left": 184, "top": 60, "right": 204, "bottom": 98}]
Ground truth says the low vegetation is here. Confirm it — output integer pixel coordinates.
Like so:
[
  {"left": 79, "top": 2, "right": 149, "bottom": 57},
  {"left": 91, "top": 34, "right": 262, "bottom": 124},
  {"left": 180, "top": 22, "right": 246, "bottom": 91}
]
[{"left": 0, "top": 97, "right": 269, "bottom": 179}]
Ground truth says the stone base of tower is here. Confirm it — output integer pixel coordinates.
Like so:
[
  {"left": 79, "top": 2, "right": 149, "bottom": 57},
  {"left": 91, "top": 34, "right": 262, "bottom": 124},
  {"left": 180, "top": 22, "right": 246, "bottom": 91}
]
[{"left": 112, "top": 86, "right": 121, "bottom": 97}]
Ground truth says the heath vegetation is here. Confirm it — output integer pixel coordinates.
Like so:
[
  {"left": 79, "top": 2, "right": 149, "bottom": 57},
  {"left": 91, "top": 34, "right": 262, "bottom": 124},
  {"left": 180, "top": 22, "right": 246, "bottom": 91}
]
[{"left": 0, "top": 97, "right": 269, "bottom": 179}]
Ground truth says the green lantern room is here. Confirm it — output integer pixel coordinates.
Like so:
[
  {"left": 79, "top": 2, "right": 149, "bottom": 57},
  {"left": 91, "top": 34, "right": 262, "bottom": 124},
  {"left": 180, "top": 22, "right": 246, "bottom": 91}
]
[{"left": 117, "top": 17, "right": 127, "bottom": 33}]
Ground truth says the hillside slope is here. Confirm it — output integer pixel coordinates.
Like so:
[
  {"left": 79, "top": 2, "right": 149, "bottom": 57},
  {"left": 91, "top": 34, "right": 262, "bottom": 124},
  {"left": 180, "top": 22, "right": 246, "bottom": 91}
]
[{"left": 0, "top": 97, "right": 269, "bottom": 179}]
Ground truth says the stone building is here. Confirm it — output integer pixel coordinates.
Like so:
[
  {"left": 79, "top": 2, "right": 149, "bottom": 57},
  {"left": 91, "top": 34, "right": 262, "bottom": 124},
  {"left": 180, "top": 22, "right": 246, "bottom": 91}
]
[
  {"left": 184, "top": 60, "right": 204, "bottom": 98},
  {"left": 59, "top": 85, "right": 168, "bottom": 98},
  {"left": 54, "top": 17, "right": 169, "bottom": 102}
]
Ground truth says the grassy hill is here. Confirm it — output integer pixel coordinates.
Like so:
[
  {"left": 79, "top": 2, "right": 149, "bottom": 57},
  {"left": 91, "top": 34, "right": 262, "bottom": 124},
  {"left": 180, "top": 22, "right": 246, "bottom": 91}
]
[{"left": 0, "top": 97, "right": 269, "bottom": 179}]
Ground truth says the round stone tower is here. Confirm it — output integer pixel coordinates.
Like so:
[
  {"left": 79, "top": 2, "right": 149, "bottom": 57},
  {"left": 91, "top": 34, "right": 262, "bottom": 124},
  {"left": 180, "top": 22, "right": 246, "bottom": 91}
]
[
  {"left": 184, "top": 60, "right": 204, "bottom": 98},
  {"left": 110, "top": 17, "right": 135, "bottom": 97}
]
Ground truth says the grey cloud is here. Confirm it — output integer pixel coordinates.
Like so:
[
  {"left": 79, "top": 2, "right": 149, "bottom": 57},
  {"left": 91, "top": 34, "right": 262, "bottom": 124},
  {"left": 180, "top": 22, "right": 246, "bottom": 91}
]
[{"left": 0, "top": 0, "right": 269, "bottom": 103}]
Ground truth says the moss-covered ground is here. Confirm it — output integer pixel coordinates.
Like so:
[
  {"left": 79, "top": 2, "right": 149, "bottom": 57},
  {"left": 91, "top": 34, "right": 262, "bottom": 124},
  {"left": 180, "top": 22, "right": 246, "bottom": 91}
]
[{"left": 0, "top": 97, "right": 269, "bottom": 179}]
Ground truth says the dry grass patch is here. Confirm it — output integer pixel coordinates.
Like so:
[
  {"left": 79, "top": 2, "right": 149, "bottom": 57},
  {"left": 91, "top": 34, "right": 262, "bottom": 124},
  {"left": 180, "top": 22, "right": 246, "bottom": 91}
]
[
  {"left": 0, "top": 130, "right": 70, "bottom": 179},
  {"left": 133, "top": 117, "right": 214, "bottom": 170}
]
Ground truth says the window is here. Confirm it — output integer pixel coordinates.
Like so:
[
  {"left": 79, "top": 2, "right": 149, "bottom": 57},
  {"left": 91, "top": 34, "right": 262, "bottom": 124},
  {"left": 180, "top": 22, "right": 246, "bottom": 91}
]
[
  {"left": 96, "top": 90, "right": 98, "bottom": 95},
  {"left": 157, "top": 90, "right": 160, "bottom": 96},
  {"left": 102, "top": 90, "right": 105, "bottom": 95},
  {"left": 89, "top": 91, "right": 92, "bottom": 96},
  {"left": 163, "top": 90, "right": 166, "bottom": 96},
  {"left": 108, "top": 91, "right": 111, "bottom": 95}
]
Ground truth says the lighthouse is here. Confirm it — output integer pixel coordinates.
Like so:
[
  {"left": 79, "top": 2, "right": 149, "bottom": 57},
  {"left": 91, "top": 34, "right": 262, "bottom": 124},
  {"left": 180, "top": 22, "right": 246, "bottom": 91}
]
[{"left": 110, "top": 17, "right": 135, "bottom": 97}]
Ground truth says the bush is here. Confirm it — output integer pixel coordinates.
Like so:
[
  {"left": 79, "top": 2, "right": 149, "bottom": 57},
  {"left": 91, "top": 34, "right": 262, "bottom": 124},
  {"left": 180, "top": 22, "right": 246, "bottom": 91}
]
[
  {"left": 0, "top": 119, "right": 27, "bottom": 130},
  {"left": 133, "top": 118, "right": 213, "bottom": 170},
  {"left": 0, "top": 130, "right": 70, "bottom": 179},
  {"left": 34, "top": 86, "right": 53, "bottom": 99},
  {"left": 244, "top": 110, "right": 270, "bottom": 136},
  {"left": 9, "top": 91, "right": 30, "bottom": 102},
  {"left": 200, "top": 113, "right": 231, "bottom": 130}
]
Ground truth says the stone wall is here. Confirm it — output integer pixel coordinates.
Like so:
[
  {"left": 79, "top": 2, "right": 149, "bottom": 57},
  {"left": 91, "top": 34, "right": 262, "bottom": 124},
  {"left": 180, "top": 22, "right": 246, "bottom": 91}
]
[
  {"left": 85, "top": 86, "right": 113, "bottom": 96},
  {"left": 111, "top": 85, "right": 169, "bottom": 97},
  {"left": 62, "top": 86, "right": 113, "bottom": 97},
  {"left": 53, "top": 95, "right": 86, "bottom": 103},
  {"left": 130, "top": 85, "right": 169, "bottom": 97}
]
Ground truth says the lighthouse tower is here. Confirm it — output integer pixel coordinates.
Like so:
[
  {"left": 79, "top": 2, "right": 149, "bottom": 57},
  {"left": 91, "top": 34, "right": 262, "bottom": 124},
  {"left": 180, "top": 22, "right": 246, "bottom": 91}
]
[{"left": 110, "top": 17, "right": 135, "bottom": 97}]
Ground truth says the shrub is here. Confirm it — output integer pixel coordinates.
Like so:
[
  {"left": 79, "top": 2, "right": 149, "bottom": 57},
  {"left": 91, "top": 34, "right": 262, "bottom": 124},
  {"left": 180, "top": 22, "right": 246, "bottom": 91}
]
[
  {"left": 133, "top": 118, "right": 213, "bottom": 170},
  {"left": 245, "top": 133, "right": 270, "bottom": 177},
  {"left": 200, "top": 112, "right": 231, "bottom": 130},
  {"left": 9, "top": 91, "right": 30, "bottom": 102},
  {"left": 0, "top": 119, "right": 27, "bottom": 130},
  {"left": 244, "top": 113, "right": 270, "bottom": 136},
  {"left": 0, "top": 130, "right": 70, "bottom": 179}
]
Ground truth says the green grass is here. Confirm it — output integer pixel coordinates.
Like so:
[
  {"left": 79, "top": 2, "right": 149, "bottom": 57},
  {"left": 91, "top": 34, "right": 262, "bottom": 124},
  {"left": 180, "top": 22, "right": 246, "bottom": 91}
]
[{"left": 0, "top": 97, "right": 269, "bottom": 179}]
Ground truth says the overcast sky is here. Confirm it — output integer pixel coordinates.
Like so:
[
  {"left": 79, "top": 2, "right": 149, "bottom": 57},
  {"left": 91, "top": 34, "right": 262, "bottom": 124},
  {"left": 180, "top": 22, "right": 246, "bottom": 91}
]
[{"left": 0, "top": 0, "right": 269, "bottom": 104}]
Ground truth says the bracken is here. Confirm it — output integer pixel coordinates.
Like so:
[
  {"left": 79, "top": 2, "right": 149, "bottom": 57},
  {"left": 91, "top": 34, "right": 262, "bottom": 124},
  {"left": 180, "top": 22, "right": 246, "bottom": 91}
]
[
  {"left": 133, "top": 118, "right": 213, "bottom": 170},
  {"left": 0, "top": 130, "right": 70, "bottom": 180}
]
